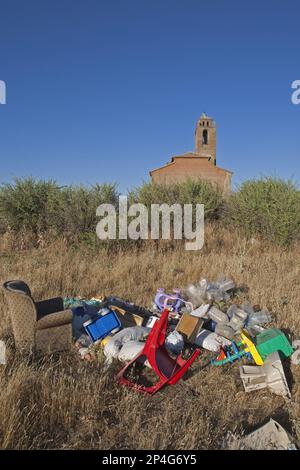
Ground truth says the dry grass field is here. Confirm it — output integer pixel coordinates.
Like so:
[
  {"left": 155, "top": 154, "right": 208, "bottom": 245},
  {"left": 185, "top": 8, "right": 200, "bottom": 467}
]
[{"left": 0, "top": 225, "right": 299, "bottom": 449}]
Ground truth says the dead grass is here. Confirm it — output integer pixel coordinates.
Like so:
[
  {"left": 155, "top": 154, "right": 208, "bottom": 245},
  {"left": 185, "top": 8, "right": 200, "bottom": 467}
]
[{"left": 0, "top": 225, "right": 299, "bottom": 449}]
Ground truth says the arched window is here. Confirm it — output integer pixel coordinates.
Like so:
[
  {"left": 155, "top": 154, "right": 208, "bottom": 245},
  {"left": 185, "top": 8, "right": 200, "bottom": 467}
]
[{"left": 202, "top": 129, "right": 208, "bottom": 145}]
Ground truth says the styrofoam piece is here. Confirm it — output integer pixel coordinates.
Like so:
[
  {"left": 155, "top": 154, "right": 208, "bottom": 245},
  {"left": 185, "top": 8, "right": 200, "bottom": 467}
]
[{"left": 239, "top": 351, "right": 291, "bottom": 399}]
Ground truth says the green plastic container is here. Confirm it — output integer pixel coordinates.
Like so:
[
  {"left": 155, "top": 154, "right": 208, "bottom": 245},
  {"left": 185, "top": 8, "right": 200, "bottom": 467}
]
[{"left": 256, "top": 328, "right": 293, "bottom": 360}]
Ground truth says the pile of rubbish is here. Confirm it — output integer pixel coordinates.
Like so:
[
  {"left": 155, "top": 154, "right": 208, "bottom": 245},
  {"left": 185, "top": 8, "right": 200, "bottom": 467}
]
[
  {"left": 1, "top": 273, "right": 299, "bottom": 450},
  {"left": 63, "top": 276, "right": 299, "bottom": 449},
  {"left": 65, "top": 276, "right": 299, "bottom": 399}
]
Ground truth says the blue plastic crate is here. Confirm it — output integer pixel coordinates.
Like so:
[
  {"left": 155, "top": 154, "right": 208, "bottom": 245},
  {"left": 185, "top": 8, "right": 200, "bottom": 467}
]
[{"left": 83, "top": 310, "right": 122, "bottom": 342}]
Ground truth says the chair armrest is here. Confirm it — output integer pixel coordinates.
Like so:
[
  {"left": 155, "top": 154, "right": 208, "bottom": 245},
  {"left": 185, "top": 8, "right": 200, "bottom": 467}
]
[
  {"left": 36, "top": 309, "right": 73, "bottom": 330},
  {"left": 36, "top": 297, "right": 64, "bottom": 319}
]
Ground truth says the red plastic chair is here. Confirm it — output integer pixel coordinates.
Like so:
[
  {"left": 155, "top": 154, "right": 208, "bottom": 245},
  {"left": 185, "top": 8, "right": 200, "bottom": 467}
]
[{"left": 116, "top": 308, "right": 201, "bottom": 394}]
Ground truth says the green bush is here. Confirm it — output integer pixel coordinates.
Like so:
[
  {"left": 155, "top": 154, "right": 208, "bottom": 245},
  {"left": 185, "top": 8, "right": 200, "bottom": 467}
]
[
  {"left": 47, "top": 183, "right": 119, "bottom": 237},
  {"left": 131, "top": 179, "right": 223, "bottom": 218},
  {"left": 0, "top": 177, "right": 60, "bottom": 234},
  {"left": 0, "top": 178, "right": 119, "bottom": 239},
  {"left": 1, "top": 176, "right": 299, "bottom": 247},
  {"left": 226, "top": 177, "right": 300, "bottom": 244}
]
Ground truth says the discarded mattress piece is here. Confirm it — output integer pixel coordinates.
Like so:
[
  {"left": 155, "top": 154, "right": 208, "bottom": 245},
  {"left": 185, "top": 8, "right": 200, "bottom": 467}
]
[
  {"left": 239, "top": 351, "right": 291, "bottom": 399},
  {"left": 223, "top": 419, "right": 297, "bottom": 450}
]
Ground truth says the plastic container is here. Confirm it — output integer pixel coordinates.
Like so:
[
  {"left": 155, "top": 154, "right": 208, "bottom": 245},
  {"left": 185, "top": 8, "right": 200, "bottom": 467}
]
[
  {"left": 215, "top": 323, "right": 236, "bottom": 340},
  {"left": 255, "top": 328, "right": 293, "bottom": 360},
  {"left": 247, "top": 308, "right": 271, "bottom": 327},
  {"left": 241, "top": 301, "right": 254, "bottom": 315},
  {"left": 206, "top": 286, "right": 224, "bottom": 302},
  {"left": 194, "top": 329, "right": 232, "bottom": 352},
  {"left": 218, "top": 278, "right": 235, "bottom": 292},
  {"left": 208, "top": 306, "right": 229, "bottom": 324},
  {"left": 84, "top": 310, "right": 122, "bottom": 342},
  {"left": 186, "top": 281, "right": 207, "bottom": 306},
  {"left": 228, "top": 307, "right": 248, "bottom": 331},
  {"left": 190, "top": 304, "right": 211, "bottom": 318}
]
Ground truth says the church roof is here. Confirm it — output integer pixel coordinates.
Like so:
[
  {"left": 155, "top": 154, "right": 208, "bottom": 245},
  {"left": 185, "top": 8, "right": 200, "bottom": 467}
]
[{"left": 149, "top": 154, "right": 233, "bottom": 175}]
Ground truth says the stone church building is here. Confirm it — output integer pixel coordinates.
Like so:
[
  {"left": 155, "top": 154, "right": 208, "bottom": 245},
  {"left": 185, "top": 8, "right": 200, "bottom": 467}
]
[{"left": 149, "top": 113, "right": 232, "bottom": 194}]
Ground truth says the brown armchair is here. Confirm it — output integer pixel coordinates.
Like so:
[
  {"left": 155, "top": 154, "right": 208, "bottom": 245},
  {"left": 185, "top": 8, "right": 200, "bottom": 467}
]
[{"left": 2, "top": 280, "right": 73, "bottom": 354}]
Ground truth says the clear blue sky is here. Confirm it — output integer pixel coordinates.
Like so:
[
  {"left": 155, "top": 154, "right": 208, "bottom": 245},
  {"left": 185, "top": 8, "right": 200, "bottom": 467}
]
[{"left": 0, "top": 0, "right": 299, "bottom": 192}]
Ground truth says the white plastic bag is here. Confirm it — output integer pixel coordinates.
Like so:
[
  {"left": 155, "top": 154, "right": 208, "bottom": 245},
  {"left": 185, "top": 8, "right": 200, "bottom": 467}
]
[
  {"left": 165, "top": 331, "right": 184, "bottom": 355},
  {"left": 117, "top": 340, "right": 146, "bottom": 362}
]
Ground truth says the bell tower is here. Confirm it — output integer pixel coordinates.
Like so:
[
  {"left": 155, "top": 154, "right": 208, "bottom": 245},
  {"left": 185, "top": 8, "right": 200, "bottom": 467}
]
[{"left": 195, "top": 112, "right": 216, "bottom": 165}]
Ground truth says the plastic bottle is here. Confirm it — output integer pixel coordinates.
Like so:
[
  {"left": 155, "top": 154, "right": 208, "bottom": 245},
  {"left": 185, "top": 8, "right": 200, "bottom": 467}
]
[
  {"left": 247, "top": 308, "right": 271, "bottom": 327},
  {"left": 190, "top": 304, "right": 211, "bottom": 318},
  {"left": 218, "top": 278, "right": 236, "bottom": 292},
  {"left": 241, "top": 301, "right": 254, "bottom": 315},
  {"left": 186, "top": 284, "right": 205, "bottom": 307},
  {"left": 208, "top": 306, "right": 229, "bottom": 324},
  {"left": 194, "top": 329, "right": 232, "bottom": 352},
  {"left": 215, "top": 275, "right": 235, "bottom": 292},
  {"left": 226, "top": 304, "right": 236, "bottom": 319},
  {"left": 228, "top": 307, "right": 248, "bottom": 331},
  {"left": 214, "top": 323, "right": 236, "bottom": 340}
]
